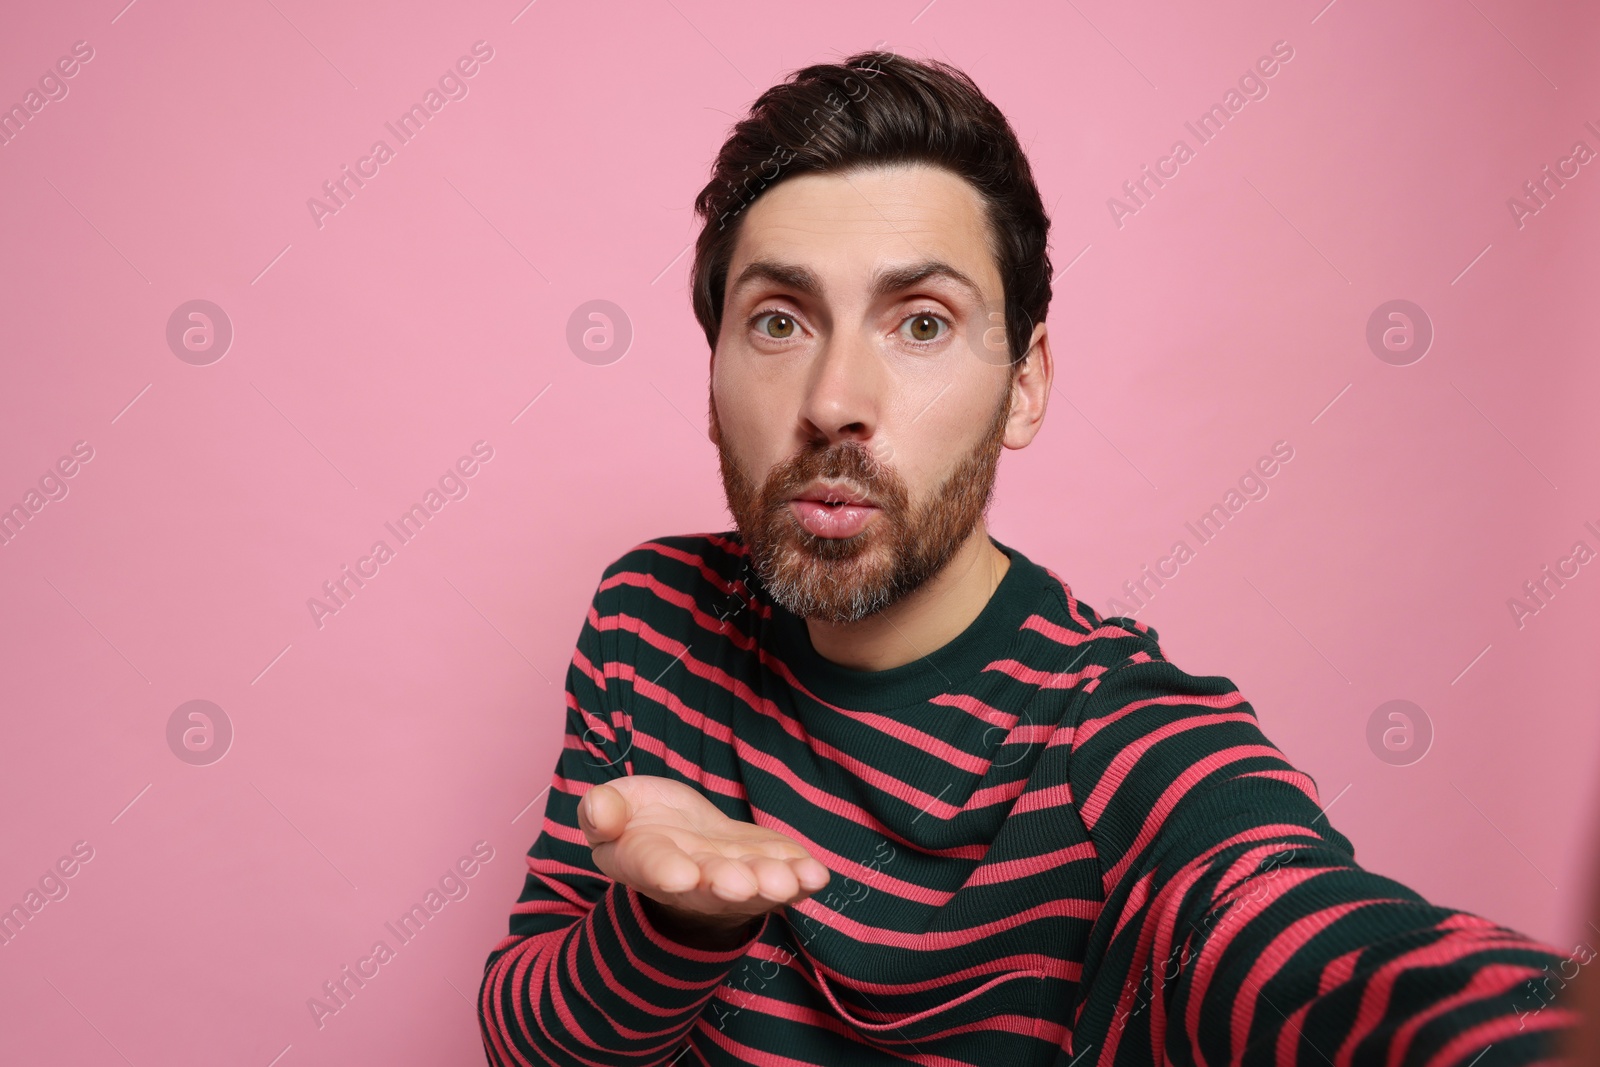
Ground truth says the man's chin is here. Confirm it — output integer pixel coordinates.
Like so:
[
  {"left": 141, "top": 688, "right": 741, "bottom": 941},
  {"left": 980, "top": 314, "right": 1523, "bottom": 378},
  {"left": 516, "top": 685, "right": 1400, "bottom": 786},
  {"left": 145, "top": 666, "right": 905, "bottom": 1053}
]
[{"left": 755, "top": 526, "right": 903, "bottom": 624}]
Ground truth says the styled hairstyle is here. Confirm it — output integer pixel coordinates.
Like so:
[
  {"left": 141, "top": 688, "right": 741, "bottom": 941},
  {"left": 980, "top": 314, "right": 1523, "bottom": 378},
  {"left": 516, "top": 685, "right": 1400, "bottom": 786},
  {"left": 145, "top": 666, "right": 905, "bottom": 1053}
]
[{"left": 690, "top": 49, "right": 1053, "bottom": 371}]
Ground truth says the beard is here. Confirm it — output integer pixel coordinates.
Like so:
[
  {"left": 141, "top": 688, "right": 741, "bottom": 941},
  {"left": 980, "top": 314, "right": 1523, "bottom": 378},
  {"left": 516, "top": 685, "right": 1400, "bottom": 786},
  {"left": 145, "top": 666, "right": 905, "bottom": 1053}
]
[{"left": 711, "top": 383, "right": 1012, "bottom": 625}]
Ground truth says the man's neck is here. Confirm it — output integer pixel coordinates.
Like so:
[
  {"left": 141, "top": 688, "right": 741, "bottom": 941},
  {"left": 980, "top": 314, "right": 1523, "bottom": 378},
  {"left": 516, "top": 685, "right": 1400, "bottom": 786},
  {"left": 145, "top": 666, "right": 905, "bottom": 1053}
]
[{"left": 803, "top": 525, "right": 1011, "bottom": 673}]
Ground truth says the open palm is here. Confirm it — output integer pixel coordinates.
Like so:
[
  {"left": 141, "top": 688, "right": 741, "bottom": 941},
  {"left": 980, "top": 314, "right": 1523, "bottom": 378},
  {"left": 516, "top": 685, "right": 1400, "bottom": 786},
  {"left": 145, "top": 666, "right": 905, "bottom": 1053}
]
[{"left": 577, "top": 774, "right": 831, "bottom": 921}]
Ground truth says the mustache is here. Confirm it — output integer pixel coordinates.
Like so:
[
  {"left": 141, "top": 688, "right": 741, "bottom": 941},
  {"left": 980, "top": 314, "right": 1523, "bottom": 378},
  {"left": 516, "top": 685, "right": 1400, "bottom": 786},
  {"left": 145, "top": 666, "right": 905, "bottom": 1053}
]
[{"left": 767, "top": 441, "right": 893, "bottom": 504}]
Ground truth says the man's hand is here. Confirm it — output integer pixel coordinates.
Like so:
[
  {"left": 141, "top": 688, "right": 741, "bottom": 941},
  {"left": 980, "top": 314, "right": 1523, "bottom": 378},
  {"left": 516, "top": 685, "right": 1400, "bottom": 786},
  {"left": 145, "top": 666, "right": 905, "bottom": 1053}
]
[
  {"left": 1555, "top": 828, "right": 1600, "bottom": 1062},
  {"left": 576, "top": 775, "right": 831, "bottom": 931}
]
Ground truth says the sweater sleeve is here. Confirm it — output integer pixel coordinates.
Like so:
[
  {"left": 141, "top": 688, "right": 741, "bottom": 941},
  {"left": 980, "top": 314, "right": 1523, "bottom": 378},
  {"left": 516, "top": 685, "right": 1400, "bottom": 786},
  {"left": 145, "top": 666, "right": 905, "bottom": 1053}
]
[
  {"left": 1062, "top": 643, "right": 1581, "bottom": 1067},
  {"left": 477, "top": 567, "right": 768, "bottom": 1067}
]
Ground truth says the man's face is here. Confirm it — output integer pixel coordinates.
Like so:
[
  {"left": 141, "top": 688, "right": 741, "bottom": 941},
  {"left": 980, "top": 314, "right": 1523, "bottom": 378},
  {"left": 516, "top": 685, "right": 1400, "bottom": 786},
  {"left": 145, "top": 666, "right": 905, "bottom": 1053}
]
[{"left": 708, "top": 162, "right": 1027, "bottom": 625}]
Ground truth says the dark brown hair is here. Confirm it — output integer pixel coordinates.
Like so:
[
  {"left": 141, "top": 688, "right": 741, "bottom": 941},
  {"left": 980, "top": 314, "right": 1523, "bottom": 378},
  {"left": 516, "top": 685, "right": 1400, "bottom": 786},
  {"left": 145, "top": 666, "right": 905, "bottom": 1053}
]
[{"left": 690, "top": 49, "right": 1053, "bottom": 370}]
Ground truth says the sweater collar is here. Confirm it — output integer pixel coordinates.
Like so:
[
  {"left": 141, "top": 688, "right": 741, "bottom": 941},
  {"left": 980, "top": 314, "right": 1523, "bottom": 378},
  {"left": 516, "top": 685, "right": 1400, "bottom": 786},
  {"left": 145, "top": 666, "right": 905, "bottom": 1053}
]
[{"left": 755, "top": 533, "right": 1050, "bottom": 714}]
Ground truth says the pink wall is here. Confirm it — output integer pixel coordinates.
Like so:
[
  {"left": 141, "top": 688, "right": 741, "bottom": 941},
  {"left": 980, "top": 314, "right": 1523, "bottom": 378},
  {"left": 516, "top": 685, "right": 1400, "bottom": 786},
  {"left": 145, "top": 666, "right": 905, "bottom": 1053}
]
[{"left": 2, "top": 1, "right": 1597, "bottom": 1063}]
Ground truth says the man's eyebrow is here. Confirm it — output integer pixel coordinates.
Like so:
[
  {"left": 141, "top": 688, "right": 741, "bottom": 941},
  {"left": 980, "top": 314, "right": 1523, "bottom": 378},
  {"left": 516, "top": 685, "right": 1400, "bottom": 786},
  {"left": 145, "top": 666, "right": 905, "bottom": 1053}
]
[{"left": 727, "top": 258, "right": 985, "bottom": 305}]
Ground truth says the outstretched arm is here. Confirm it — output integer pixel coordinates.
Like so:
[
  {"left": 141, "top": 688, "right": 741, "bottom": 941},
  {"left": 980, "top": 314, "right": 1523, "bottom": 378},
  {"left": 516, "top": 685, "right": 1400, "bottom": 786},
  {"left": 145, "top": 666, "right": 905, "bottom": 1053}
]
[{"left": 1064, "top": 642, "right": 1579, "bottom": 1066}]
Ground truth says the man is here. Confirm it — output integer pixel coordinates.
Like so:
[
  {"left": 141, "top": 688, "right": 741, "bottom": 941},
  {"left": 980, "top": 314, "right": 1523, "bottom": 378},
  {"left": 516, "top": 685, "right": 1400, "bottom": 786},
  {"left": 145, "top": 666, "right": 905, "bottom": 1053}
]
[{"left": 479, "top": 50, "right": 1580, "bottom": 1065}]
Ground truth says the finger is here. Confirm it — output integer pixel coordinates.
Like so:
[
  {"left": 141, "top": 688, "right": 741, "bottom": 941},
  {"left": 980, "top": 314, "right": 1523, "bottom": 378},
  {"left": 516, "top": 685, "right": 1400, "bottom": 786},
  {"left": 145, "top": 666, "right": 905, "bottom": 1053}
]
[
  {"left": 588, "top": 839, "right": 619, "bottom": 884},
  {"left": 790, "top": 857, "right": 832, "bottom": 895},
  {"left": 577, "top": 783, "right": 627, "bottom": 846},
  {"left": 743, "top": 855, "right": 800, "bottom": 903},
  {"left": 619, "top": 829, "right": 702, "bottom": 895},
  {"left": 700, "top": 854, "right": 762, "bottom": 904}
]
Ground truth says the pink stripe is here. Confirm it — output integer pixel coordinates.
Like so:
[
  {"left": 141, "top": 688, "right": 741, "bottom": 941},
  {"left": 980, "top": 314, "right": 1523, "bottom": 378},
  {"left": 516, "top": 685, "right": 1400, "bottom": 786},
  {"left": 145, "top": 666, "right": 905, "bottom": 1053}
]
[
  {"left": 1419, "top": 1003, "right": 1580, "bottom": 1067},
  {"left": 962, "top": 841, "right": 1098, "bottom": 885},
  {"left": 605, "top": 578, "right": 1091, "bottom": 794},
  {"left": 1276, "top": 996, "right": 1317, "bottom": 1065},
  {"left": 1234, "top": 767, "right": 1323, "bottom": 806},
  {"left": 986, "top": 656, "right": 1114, "bottom": 690},
  {"left": 570, "top": 635, "right": 609, "bottom": 694},
  {"left": 620, "top": 660, "right": 984, "bottom": 858},
  {"left": 624, "top": 885, "right": 763, "bottom": 966},
  {"left": 543, "top": 818, "right": 588, "bottom": 847},
  {"left": 1109, "top": 867, "right": 1155, "bottom": 947},
  {"left": 514, "top": 938, "right": 566, "bottom": 1065},
  {"left": 717, "top": 977, "right": 1044, "bottom": 1051},
  {"left": 561, "top": 926, "right": 677, "bottom": 1047},
  {"left": 966, "top": 777, "right": 1032, "bottom": 809},
  {"left": 484, "top": 892, "right": 735, "bottom": 1063},
  {"left": 1331, "top": 923, "right": 1556, "bottom": 1066},
  {"left": 791, "top": 892, "right": 1098, "bottom": 954},
  {"left": 633, "top": 538, "right": 769, "bottom": 624},
  {"left": 1386, "top": 961, "right": 1557, "bottom": 1067},
  {"left": 824, "top": 703, "right": 995, "bottom": 774},
  {"left": 929, "top": 690, "right": 1021, "bottom": 727},
  {"left": 1097, "top": 836, "right": 1258, "bottom": 1065},
  {"left": 628, "top": 540, "right": 746, "bottom": 593},
  {"left": 1011, "top": 781, "right": 1075, "bottom": 812},
  {"left": 629, "top": 730, "right": 749, "bottom": 799},
  {"left": 510, "top": 896, "right": 586, "bottom": 919},
  {"left": 479, "top": 940, "right": 531, "bottom": 1066},
  {"left": 1074, "top": 688, "right": 1250, "bottom": 754},
  {"left": 1042, "top": 567, "right": 1098, "bottom": 633},
  {"left": 521, "top": 864, "right": 591, "bottom": 911},
  {"left": 802, "top": 947, "right": 1081, "bottom": 995},
  {"left": 1142, "top": 861, "right": 1226, "bottom": 1064},
  {"left": 1022, "top": 613, "right": 1148, "bottom": 648},
  {"left": 549, "top": 931, "right": 645, "bottom": 1066},
  {"left": 1005, "top": 722, "right": 1061, "bottom": 745},
  {"left": 612, "top": 629, "right": 991, "bottom": 856},
  {"left": 695, "top": 1008, "right": 977, "bottom": 1067},
  {"left": 707, "top": 985, "right": 878, "bottom": 1045},
  {"left": 620, "top": 614, "right": 968, "bottom": 806},
  {"left": 1318, "top": 946, "right": 1364, "bottom": 995},
  {"left": 1182, "top": 865, "right": 1378, "bottom": 1057},
  {"left": 751, "top": 659, "right": 998, "bottom": 789},
  {"left": 1096, "top": 741, "right": 1292, "bottom": 892},
  {"left": 607, "top": 570, "right": 764, "bottom": 655},
  {"left": 489, "top": 889, "right": 724, "bottom": 1066},
  {"left": 1222, "top": 895, "right": 1383, "bottom": 1064},
  {"left": 1108, "top": 828, "right": 1327, "bottom": 1063},
  {"left": 748, "top": 808, "right": 952, "bottom": 905},
  {"left": 810, "top": 960, "right": 1041, "bottom": 1036}
]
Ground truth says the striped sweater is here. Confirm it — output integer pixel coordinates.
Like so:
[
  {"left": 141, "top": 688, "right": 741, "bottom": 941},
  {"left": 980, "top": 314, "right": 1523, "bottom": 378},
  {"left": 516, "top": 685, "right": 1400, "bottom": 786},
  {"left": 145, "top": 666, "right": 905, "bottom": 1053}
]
[{"left": 479, "top": 531, "right": 1579, "bottom": 1066}]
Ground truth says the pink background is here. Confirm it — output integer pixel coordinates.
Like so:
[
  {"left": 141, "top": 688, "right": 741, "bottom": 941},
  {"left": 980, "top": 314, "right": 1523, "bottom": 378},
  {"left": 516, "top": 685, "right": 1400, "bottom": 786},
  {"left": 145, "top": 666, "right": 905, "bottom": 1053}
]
[{"left": 2, "top": 1, "right": 1598, "bottom": 1063}]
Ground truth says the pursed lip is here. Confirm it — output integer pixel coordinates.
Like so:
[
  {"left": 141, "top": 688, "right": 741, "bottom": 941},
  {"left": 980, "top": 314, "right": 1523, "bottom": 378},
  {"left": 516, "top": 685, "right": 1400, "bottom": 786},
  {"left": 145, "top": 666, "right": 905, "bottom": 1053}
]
[{"left": 789, "top": 481, "right": 877, "bottom": 507}]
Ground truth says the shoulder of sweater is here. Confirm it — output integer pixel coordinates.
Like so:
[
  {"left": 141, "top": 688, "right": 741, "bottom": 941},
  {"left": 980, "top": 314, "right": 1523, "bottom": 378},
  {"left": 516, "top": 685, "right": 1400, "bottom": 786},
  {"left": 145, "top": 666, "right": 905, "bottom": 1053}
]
[
  {"left": 595, "top": 530, "right": 747, "bottom": 600},
  {"left": 1016, "top": 553, "right": 1171, "bottom": 678}
]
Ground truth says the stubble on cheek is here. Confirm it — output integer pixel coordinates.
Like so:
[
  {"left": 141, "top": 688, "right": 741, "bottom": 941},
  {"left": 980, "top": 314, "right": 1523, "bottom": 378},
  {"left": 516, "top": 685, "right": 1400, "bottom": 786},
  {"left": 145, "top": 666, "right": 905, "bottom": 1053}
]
[{"left": 709, "top": 368, "right": 1012, "bottom": 624}]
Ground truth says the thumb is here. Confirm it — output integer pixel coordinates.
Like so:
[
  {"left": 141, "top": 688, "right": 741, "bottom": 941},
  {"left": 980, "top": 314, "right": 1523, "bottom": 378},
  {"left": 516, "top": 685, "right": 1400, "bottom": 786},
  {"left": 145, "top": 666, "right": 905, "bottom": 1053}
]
[{"left": 577, "top": 783, "right": 627, "bottom": 846}]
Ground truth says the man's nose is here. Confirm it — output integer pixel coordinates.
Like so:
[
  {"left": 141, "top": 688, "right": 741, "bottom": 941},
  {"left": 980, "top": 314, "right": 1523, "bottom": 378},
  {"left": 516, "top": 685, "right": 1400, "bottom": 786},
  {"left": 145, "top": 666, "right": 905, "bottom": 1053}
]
[{"left": 797, "top": 332, "right": 883, "bottom": 446}]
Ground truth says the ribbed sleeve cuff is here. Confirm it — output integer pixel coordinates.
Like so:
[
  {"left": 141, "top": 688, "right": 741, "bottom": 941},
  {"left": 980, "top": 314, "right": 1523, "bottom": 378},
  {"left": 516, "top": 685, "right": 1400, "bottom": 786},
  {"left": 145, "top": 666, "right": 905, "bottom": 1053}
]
[
  {"left": 617, "top": 883, "right": 761, "bottom": 966},
  {"left": 481, "top": 882, "right": 769, "bottom": 1064},
  {"left": 596, "top": 883, "right": 766, "bottom": 1015}
]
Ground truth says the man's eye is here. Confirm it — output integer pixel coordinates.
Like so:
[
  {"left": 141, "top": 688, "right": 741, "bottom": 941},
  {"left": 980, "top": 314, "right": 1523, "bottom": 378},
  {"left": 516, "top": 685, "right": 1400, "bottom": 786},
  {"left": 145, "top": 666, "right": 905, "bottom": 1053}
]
[
  {"left": 752, "top": 311, "right": 798, "bottom": 340},
  {"left": 901, "top": 312, "right": 950, "bottom": 344}
]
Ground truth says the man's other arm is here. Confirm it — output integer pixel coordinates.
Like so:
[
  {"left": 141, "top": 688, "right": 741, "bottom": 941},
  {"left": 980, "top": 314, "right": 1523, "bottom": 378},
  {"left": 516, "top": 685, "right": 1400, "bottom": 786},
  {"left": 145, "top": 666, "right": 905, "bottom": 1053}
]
[{"left": 1062, "top": 639, "right": 1579, "bottom": 1066}]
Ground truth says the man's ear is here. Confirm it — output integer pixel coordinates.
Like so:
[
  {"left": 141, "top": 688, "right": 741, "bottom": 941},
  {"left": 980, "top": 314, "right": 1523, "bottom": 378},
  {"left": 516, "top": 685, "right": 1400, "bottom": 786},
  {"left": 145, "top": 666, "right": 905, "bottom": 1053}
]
[
  {"left": 706, "top": 379, "right": 722, "bottom": 448},
  {"left": 1004, "top": 321, "right": 1052, "bottom": 449}
]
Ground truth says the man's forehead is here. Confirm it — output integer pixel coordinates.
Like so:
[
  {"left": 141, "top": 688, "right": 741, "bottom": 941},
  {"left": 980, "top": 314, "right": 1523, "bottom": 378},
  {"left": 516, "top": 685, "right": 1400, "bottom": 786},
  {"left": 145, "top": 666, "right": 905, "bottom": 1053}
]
[{"left": 726, "top": 165, "right": 999, "bottom": 302}]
